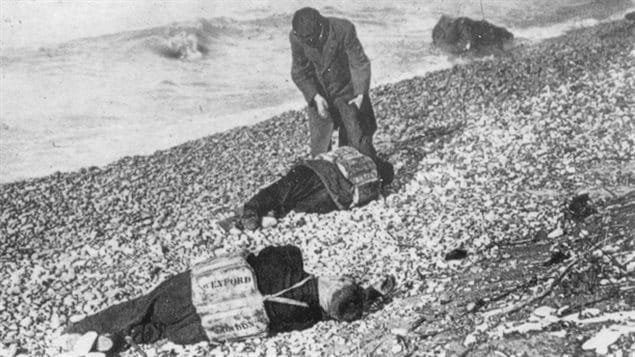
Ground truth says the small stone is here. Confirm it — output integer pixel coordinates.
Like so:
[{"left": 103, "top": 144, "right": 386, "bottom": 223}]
[
  {"left": 550, "top": 330, "right": 567, "bottom": 338},
  {"left": 548, "top": 227, "right": 563, "bottom": 238},
  {"left": 261, "top": 216, "right": 277, "bottom": 229},
  {"left": 391, "top": 328, "right": 408, "bottom": 336},
  {"left": 533, "top": 306, "right": 556, "bottom": 317},
  {"left": 69, "top": 314, "right": 86, "bottom": 323},
  {"left": 62, "top": 272, "right": 77, "bottom": 282},
  {"left": 83, "top": 304, "right": 96, "bottom": 314},
  {"left": 580, "top": 308, "right": 601, "bottom": 318},
  {"left": 50, "top": 313, "right": 61, "bottom": 329},
  {"left": 556, "top": 305, "right": 571, "bottom": 317},
  {"left": 463, "top": 334, "right": 477, "bottom": 346},
  {"left": 266, "top": 347, "right": 277, "bottom": 357},
  {"left": 438, "top": 293, "right": 451, "bottom": 304},
  {"left": 19, "top": 316, "right": 32, "bottom": 328},
  {"left": 391, "top": 343, "right": 402, "bottom": 353},
  {"left": 52, "top": 333, "right": 82, "bottom": 352},
  {"left": 0, "top": 344, "right": 17, "bottom": 357},
  {"left": 600, "top": 279, "right": 610, "bottom": 285},
  {"left": 582, "top": 327, "right": 627, "bottom": 354},
  {"left": 73, "top": 331, "right": 97, "bottom": 355},
  {"left": 9, "top": 270, "right": 22, "bottom": 286}
]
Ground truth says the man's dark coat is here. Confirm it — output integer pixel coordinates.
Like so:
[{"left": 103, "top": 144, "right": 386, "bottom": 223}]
[{"left": 291, "top": 17, "right": 375, "bottom": 103}]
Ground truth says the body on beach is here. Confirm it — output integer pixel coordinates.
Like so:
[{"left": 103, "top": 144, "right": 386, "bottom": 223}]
[
  {"left": 237, "top": 145, "right": 393, "bottom": 231},
  {"left": 0, "top": 3, "right": 634, "bottom": 357},
  {"left": 58, "top": 245, "right": 386, "bottom": 355}
]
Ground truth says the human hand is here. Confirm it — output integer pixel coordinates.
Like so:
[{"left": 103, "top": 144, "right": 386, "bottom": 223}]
[
  {"left": 348, "top": 94, "right": 364, "bottom": 109},
  {"left": 348, "top": 94, "right": 364, "bottom": 110},
  {"left": 314, "top": 94, "right": 329, "bottom": 119}
]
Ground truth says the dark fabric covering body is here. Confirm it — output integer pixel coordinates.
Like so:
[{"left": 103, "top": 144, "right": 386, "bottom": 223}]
[
  {"left": 243, "top": 164, "right": 339, "bottom": 218},
  {"left": 64, "top": 246, "right": 322, "bottom": 351},
  {"left": 246, "top": 245, "right": 323, "bottom": 333},
  {"left": 64, "top": 271, "right": 207, "bottom": 350},
  {"left": 300, "top": 160, "right": 354, "bottom": 209},
  {"left": 242, "top": 155, "right": 394, "bottom": 221}
]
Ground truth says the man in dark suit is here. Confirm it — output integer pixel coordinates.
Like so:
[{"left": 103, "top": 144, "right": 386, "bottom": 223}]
[{"left": 290, "top": 7, "right": 378, "bottom": 160}]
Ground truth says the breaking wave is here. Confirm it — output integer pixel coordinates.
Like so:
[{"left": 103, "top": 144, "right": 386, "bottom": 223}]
[{"left": 144, "top": 18, "right": 233, "bottom": 60}]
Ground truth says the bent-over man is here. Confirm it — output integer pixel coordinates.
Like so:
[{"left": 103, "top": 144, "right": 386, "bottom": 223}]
[{"left": 290, "top": 7, "right": 379, "bottom": 160}]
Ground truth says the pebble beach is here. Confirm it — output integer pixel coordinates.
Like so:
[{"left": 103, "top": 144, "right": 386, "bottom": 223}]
[{"left": 1, "top": 17, "right": 634, "bottom": 357}]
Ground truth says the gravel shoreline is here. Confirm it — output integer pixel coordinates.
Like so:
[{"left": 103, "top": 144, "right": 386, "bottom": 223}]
[{"left": 1, "top": 18, "right": 634, "bottom": 356}]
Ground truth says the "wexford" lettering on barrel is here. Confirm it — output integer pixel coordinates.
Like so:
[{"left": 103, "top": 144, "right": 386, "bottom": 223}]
[{"left": 199, "top": 275, "right": 253, "bottom": 290}]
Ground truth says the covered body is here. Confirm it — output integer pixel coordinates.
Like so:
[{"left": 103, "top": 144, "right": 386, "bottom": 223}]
[
  {"left": 64, "top": 246, "right": 322, "bottom": 352},
  {"left": 241, "top": 146, "right": 392, "bottom": 229}
]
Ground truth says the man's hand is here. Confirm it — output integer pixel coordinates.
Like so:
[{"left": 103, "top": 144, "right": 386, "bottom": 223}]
[
  {"left": 348, "top": 94, "right": 364, "bottom": 109},
  {"left": 314, "top": 94, "right": 329, "bottom": 119}
]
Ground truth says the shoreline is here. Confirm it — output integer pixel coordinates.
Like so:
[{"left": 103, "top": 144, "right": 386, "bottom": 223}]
[
  {"left": 2, "top": 6, "right": 634, "bottom": 185},
  {"left": 1, "top": 16, "right": 634, "bottom": 356}
]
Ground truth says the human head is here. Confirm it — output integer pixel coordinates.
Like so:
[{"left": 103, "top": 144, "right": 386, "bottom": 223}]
[
  {"left": 292, "top": 7, "right": 325, "bottom": 48},
  {"left": 317, "top": 277, "right": 364, "bottom": 321},
  {"left": 239, "top": 208, "right": 260, "bottom": 231}
]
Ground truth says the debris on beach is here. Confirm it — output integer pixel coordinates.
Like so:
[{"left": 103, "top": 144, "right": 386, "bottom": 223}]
[{"left": 432, "top": 15, "right": 514, "bottom": 56}]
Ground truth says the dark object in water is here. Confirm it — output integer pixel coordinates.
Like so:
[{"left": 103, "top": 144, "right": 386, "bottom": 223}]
[
  {"left": 432, "top": 15, "right": 514, "bottom": 56},
  {"left": 625, "top": 11, "right": 635, "bottom": 21},
  {"left": 568, "top": 193, "right": 597, "bottom": 221},
  {"left": 445, "top": 248, "right": 468, "bottom": 261}
]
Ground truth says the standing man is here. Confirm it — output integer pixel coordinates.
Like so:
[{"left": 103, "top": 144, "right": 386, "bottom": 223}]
[{"left": 290, "top": 7, "right": 378, "bottom": 160}]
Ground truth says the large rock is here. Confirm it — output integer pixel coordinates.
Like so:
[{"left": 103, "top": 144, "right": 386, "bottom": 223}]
[{"left": 432, "top": 15, "right": 514, "bottom": 56}]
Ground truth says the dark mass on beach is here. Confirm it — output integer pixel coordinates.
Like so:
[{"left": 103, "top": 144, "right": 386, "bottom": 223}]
[{"left": 1, "top": 3, "right": 634, "bottom": 357}]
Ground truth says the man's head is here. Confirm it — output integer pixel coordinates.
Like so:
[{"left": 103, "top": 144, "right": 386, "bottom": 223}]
[
  {"left": 292, "top": 7, "right": 325, "bottom": 48},
  {"left": 317, "top": 277, "right": 364, "bottom": 322}
]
